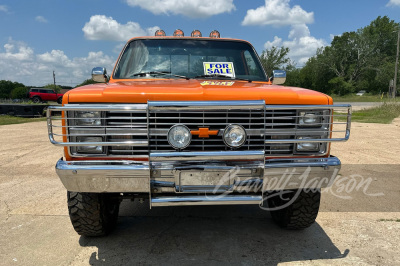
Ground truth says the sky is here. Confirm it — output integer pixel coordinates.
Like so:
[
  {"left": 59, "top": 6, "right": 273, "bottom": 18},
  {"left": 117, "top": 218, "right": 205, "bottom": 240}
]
[{"left": 0, "top": 0, "right": 400, "bottom": 87}]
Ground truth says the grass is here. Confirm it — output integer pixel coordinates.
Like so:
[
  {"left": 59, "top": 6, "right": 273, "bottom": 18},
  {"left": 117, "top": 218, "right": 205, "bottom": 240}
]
[
  {"left": 336, "top": 103, "right": 400, "bottom": 124},
  {"left": 378, "top": 219, "right": 400, "bottom": 222},
  {"left": 332, "top": 93, "right": 399, "bottom": 103},
  {"left": 0, "top": 115, "right": 47, "bottom": 126}
]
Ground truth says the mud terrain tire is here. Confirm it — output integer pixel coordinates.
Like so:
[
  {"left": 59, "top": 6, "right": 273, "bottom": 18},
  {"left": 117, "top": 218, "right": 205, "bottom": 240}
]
[
  {"left": 67, "top": 192, "right": 120, "bottom": 236},
  {"left": 267, "top": 189, "right": 320, "bottom": 230}
]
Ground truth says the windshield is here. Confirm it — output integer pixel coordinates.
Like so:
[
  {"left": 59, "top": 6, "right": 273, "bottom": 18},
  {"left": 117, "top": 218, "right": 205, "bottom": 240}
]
[{"left": 113, "top": 39, "right": 267, "bottom": 81}]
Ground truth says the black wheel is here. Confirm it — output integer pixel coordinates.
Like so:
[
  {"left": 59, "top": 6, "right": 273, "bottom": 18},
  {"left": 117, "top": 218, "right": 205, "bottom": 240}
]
[
  {"left": 32, "top": 96, "right": 41, "bottom": 103},
  {"left": 67, "top": 191, "right": 121, "bottom": 237},
  {"left": 267, "top": 189, "right": 320, "bottom": 230},
  {"left": 57, "top": 97, "right": 63, "bottom": 104}
]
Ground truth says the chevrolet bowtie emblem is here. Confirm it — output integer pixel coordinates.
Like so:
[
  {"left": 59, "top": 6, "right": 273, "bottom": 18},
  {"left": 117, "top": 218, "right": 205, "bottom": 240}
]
[{"left": 191, "top": 128, "right": 219, "bottom": 138}]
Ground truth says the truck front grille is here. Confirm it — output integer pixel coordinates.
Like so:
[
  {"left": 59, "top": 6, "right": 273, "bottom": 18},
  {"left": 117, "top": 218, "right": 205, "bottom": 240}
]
[{"left": 148, "top": 109, "right": 296, "bottom": 155}]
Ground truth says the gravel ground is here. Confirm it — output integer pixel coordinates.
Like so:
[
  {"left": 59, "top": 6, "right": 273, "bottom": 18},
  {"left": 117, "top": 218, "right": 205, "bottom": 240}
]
[{"left": 0, "top": 119, "right": 399, "bottom": 265}]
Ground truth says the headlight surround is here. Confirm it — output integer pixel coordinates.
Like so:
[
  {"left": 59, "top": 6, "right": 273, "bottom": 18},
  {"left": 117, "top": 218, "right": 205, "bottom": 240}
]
[
  {"left": 168, "top": 125, "right": 191, "bottom": 149},
  {"left": 223, "top": 124, "right": 246, "bottom": 148},
  {"left": 296, "top": 136, "right": 321, "bottom": 152},
  {"left": 76, "top": 136, "right": 103, "bottom": 154},
  {"left": 75, "top": 111, "right": 102, "bottom": 126},
  {"left": 298, "top": 111, "right": 323, "bottom": 127}
]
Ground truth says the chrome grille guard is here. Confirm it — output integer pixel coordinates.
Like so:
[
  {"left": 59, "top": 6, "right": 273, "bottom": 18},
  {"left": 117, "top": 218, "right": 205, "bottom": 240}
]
[{"left": 47, "top": 101, "right": 352, "bottom": 158}]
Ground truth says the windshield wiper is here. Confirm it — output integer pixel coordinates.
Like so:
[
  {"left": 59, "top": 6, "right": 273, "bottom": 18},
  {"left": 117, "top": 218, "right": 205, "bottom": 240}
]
[
  {"left": 133, "top": 71, "right": 170, "bottom": 76},
  {"left": 194, "top": 74, "right": 252, "bottom": 82},
  {"left": 132, "top": 71, "right": 189, "bottom": 80}
]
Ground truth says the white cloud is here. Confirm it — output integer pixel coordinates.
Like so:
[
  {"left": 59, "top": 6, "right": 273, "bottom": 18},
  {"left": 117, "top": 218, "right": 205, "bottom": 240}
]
[
  {"left": 35, "top": 16, "right": 48, "bottom": 23},
  {"left": 264, "top": 36, "right": 283, "bottom": 49},
  {"left": 0, "top": 38, "right": 116, "bottom": 86},
  {"left": 242, "top": 0, "right": 313, "bottom": 26},
  {"left": 387, "top": 0, "right": 400, "bottom": 6},
  {"left": 82, "top": 15, "right": 159, "bottom": 41},
  {"left": 125, "top": 0, "right": 235, "bottom": 18},
  {"left": 113, "top": 43, "right": 126, "bottom": 54},
  {"left": 0, "top": 5, "right": 8, "bottom": 12},
  {"left": 264, "top": 24, "right": 327, "bottom": 65},
  {"left": 0, "top": 39, "right": 34, "bottom": 61}
]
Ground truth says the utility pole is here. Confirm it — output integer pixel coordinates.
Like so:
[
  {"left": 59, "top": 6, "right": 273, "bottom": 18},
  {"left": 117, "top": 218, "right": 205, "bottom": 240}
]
[
  {"left": 53, "top": 71, "right": 56, "bottom": 90},
  {"left": 394, "top": 29, "right": 400, "bottom": 98}
]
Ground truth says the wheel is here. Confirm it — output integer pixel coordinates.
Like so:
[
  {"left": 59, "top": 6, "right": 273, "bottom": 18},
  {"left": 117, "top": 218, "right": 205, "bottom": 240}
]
[
  {"left": 57, "top": 97, "right": 63, "bottom": 104},
  {"left": 32, "top": 96, "right": 41, "bottom": 103},
  {"left": 67, "top": 191, "right": 121, "bottom": 236},
  {"left": 267, "top": 189, "right": 320, "bottom": 230}
]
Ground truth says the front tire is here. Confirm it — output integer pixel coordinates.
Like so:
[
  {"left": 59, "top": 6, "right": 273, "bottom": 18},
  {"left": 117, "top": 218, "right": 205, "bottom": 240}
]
[
  {"left": 67, "top": 192, "right": 121, "bottom": 236},
  {"left": 267, "top": 189, "right": 321, "bottom": 230},
  {"left": 57, "top": 97, "right": 63, "bottom": 104}
]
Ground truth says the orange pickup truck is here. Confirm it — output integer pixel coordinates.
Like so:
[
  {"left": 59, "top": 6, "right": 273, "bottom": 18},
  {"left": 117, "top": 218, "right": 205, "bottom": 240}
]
[{"left": 47, "top": 30, "right": 352, "bottom": 236}]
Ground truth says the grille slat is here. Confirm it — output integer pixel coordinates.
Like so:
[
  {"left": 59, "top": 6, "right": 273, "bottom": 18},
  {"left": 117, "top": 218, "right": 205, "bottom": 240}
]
[{"left": 106, "top": 111, "right": 148, "bottom": 156}]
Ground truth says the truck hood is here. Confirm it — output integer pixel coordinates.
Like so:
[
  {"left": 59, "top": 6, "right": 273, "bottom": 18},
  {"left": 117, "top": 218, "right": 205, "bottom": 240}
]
[{"left": 66, "top": 79, "right": 332, "bottom": 105}]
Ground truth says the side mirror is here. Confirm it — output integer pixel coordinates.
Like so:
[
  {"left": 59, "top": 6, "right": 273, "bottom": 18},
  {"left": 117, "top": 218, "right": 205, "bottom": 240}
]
[
  {"left": 92, "top": 67, "right": 108, "bottom": 83},
  {"left": 271, "top": 70, "right": 286, "bottom": 85}
]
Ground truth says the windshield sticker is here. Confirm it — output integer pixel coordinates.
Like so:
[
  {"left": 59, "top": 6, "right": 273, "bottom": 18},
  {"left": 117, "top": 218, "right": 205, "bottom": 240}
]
[
  {"left": 203, "top": 62, "right": 235, "bottom": 77},
  {"left": 200, "top": 81, "right": 235, "bottom": 86}
]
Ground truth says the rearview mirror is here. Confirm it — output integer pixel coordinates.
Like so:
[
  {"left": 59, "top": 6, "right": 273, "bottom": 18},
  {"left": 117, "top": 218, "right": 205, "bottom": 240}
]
[
  {"left": 271, "top": 70, "right": 286, "bottom": 85},
  {"left": 92, "top": 67, "right": 108, "bottom": 83}
]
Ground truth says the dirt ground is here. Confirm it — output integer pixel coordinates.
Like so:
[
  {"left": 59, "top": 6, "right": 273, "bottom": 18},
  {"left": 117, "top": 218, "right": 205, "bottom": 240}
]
[{"left": 0, "top": 117, "right": 399, "bottom": 265}]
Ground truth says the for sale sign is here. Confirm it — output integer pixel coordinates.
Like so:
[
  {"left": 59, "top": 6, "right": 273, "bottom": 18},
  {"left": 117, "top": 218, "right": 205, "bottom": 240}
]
[{"left": 203, "top": 62, "right": 235, "bottom": 78}]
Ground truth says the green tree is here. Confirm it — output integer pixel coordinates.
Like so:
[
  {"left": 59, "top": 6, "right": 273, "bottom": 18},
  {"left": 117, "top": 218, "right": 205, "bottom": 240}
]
[
  {"left": 260, "top": 46, "right": 291, "bottom": 77},
  {"left": 0, "top": 80, "right": 26, "bottom": 98},
  {"left": 10, "top": 87, "right": 29, "bottom": 99},
  {"left": 297, "top": 16, "right": 399, "bottom": 95},
  {"left": 75, "top": 79, "right": 97, "bottom": 88}
]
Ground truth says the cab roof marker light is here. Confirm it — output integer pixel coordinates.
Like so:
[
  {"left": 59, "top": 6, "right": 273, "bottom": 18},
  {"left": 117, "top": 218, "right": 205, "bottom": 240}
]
[
  {"left": 155, "top": 29, "right": 166, "bottom": 36},
  {"left": 173, "top": 29, "right": 184, "bottom": 37},
  {"left": 210, "top": 30, "right": 220, "bottom": 38},
  {"left": 191, "top": 30, "right": 202, "bottom": 37}
]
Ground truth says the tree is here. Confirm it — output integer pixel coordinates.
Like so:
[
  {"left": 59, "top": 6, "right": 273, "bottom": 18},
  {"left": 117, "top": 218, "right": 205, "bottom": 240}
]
[
  {"left": 0, "top": 80, "right": 26, "bottom": 99},
  {"left": 75, "top": 79, "right": 97, "bottom": 88},
  {"left": 10, "top": 87, "right": 29, "bottom": 99},
  {"left": 260, "top": 46, "right": 291, "bottom": 77},
  {"left": 296, "top": 16, "right": 399, "bottom": 95}
]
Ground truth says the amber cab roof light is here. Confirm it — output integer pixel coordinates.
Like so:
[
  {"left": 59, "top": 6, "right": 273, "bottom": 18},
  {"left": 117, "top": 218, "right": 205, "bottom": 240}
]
[
  {"left": 209, "top": 30, "right": 220, "bottom": 38},
  {"left": 191, "top": 30, "right": 202, "bottom": 37},
  {"left": 154, "top": 29, "right": 220, "bottom": 38},
  {"left": 173, "top": 29, "right": 184, "bottom": 37},
  {"left": 155, "top": 30, "right": 166, "bottom": 36}
]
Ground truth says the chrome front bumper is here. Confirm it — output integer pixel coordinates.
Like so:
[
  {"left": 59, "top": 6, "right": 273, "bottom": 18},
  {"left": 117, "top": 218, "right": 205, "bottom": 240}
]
[{"left": 55, "top": 156, "right": 341, "bottom": 195}]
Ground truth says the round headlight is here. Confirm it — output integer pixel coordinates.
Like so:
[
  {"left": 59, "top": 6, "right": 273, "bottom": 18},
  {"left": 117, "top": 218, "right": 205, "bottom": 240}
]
[
  {"left": 168, "top": 125, "right": 191, "bottom": 149},
  {"left": 223, "top": 124, "right": 246, "bottom": 148}
]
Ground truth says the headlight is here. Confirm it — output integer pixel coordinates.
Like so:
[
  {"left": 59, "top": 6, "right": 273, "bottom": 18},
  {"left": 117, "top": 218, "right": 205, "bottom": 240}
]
[
  {"left": 75, "top": 111, "right": 102, "bottom": 126},
  {"left": 223, "top": 124, "right": 246, "bottom": 148},
  {"left": 298, "top": 111, "right": 323, "bottom": 127},
  {"left": 296, "top": 137, "right": 320, "bottom": 152},
  {"left": 76, "top": 136, "right": 103, "bottom": 153},
  {"left": 168, "top": 125, "right": 191, "bottom": 149}
]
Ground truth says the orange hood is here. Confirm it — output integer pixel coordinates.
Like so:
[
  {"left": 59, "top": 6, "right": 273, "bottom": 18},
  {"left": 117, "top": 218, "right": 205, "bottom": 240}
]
[{"left": 65, "top": 79, "right": 332, "bottom": 105}]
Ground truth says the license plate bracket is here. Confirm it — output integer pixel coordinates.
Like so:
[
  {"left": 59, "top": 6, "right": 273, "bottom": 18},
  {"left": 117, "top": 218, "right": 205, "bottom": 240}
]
[{"left": 176, "top": 170, "right": 233, "bottom": 192}]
